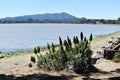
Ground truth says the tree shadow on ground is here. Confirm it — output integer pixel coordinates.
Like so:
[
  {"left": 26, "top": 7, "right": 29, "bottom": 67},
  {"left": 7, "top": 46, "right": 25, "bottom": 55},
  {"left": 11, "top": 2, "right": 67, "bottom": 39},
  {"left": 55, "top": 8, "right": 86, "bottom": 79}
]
[
  {"left": 82, "top": 77, "right": 120, "bottom": 80},
  {"left": 82, "top": 68, "right": 120, "bottom": 80},
  {"left": 0, "top": 73, "right": 78, "bottom": 80},
  {"left": 74, "top": 65, "right": 110, "bottom": 78},
  {"left": 111, "top": 68, "right": 120, "bottom": 73},
  {"left": 80, "top": 66, "right": 112, "bottom": 80},
  {"left": 0, "top": 68, "right": 119, "bottom": 80},
  {"left": 107, "top": 77, "right": 120, "bottom": 80}
]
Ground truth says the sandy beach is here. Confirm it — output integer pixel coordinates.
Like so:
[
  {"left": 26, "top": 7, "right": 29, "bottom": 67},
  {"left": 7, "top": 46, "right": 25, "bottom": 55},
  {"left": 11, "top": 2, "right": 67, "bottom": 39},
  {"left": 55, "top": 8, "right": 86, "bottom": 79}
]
[{"left": 0, "top": 31, "right": 120, "bottom": 80}]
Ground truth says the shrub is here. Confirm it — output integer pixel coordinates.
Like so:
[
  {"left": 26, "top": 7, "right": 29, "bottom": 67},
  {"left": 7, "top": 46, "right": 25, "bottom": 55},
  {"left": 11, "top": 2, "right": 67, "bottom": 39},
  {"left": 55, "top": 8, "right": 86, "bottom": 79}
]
[
  {"left": 32, "top": 32, "right": 95, "bottom": 73},
  {"left": 112, "top": 52, "right": 120, "bottom": 63},
  {"left": 30, "top": 56, "right": 36, "bottom": 63},
  {"left": 28, "top": 63, "right": 32, "bottom": 68}
]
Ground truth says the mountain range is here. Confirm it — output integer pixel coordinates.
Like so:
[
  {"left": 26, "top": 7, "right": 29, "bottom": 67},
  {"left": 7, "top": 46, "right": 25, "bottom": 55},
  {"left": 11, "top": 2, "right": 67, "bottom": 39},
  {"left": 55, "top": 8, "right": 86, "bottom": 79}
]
[{"left": 0, "top": 12, "right": 80, "bottom": 22}]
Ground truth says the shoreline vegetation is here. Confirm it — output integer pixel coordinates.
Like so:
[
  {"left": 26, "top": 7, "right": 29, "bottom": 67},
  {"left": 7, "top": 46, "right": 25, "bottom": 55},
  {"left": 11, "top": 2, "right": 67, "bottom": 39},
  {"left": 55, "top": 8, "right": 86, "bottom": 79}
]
[
  {"left": 1, "top": 23, "right": 120, "bottom": 25},
  {"left": 0, "top": 31, "right": 120, "bottom": 80}
]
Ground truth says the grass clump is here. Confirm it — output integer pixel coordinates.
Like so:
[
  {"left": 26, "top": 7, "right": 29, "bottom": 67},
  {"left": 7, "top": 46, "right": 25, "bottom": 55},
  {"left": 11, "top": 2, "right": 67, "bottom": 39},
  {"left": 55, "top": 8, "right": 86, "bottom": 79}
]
[
  {"left": 112, "top": 52, "right": 120, "bottom": 63},
  {"left": 32, "top": 32, "right": 96, "bottom": 73},
  {"left": 30, "top": 56, "right": 36, "bottom": 63}
]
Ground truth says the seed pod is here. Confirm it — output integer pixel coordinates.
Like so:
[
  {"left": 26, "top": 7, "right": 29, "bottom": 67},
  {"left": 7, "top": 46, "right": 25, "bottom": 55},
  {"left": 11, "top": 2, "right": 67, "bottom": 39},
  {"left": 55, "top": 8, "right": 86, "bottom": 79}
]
[
  {"left": 80, "top": 32, "right": 83, "bottom": 41},
  {"left": 64, "top": 40, "right": 68, "bottom": 47},
  {"left": 60, "top": 46, "right": 64, "bottom": 52},
  {"left": 67, "top": 36, "right": 72, "bottom": 47},
  {"left": 84, "top": 40, "right": 88, "bottom": 49},
  {"left": 76, "top": 36, "right": 79, "bottom": 44},
  {"left": 47, "top": 43, "right": 50, "bottom": 50},
  {"left": 30, "top": 56, "right": 36, "bottom": 63},
  {"left": 84, "top": 37, "right": 87, "bottom": 42},
  {"left": 64, "top": 40, "right": 69, "bottom": 51},
  {"left": 44, "top": 57, "right": 47, "bottom": 64},
  {"left": 36, "top": 46, "right": 40, "bottom": 53},
  {"left": 89, "top": 33, "right": 93, "bottom": 42},
  {"left": 52, "top": 43, "right": 55, "bottom": 52},
  {"left": 73, "top": 36, "right": 76, "bottom": 44},
  {"left": 59, "top": 36, "right": 62, "bottom": 46},
  {"left": 34, "top": 47, "right": 37, "bottom": 54}
]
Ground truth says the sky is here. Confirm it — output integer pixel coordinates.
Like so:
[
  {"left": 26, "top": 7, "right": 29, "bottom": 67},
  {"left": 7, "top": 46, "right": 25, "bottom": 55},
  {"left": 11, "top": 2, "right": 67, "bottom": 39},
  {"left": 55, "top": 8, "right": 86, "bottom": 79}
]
[{"left": 0, "top": 0, "right": 120, "bottom": 19}]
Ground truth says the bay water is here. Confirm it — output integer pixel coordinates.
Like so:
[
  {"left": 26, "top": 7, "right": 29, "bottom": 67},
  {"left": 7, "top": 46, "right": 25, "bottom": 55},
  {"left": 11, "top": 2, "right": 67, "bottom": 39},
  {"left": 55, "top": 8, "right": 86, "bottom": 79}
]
[{"left": 0, "top": 24, "right": 120, "bottom": 52}]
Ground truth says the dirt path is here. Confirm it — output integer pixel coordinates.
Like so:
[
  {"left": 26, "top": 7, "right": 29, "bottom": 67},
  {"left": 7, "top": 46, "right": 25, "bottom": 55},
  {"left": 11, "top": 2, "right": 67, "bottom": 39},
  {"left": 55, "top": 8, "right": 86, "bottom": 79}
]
[{"left": 0, "top": 53, "right": 37, "bottom": 76}]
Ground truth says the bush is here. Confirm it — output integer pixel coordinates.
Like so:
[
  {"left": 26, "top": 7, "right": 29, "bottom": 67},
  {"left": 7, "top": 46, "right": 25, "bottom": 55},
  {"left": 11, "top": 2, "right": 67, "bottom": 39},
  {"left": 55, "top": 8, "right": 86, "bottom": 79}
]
[
  {"left": 30, "top": 56, "right": 36, "bottom": 63},
  {"left": 112, "top": 52, "right": 120, "bottom": 63},
  {"left": 32, "top": 32, "right": 95, "bottom": 73}
]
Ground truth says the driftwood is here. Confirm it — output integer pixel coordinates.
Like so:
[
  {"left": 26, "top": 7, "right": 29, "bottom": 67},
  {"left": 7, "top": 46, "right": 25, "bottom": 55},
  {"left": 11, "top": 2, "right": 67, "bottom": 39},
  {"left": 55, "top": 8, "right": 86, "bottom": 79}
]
[
  {"left": 112, "top": 43, "right": 120, "bottom": 50},
  {"left": 104, "top": 49, "right": 120, "bottom": 59},
  {"left": 103, "top": 38, "right": 120, "bottom": 59}
]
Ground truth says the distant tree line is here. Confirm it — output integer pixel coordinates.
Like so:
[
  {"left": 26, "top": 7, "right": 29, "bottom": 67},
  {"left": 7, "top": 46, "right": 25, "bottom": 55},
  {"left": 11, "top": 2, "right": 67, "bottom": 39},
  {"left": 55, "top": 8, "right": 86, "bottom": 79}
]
[
  {"left": 118, "top": 17, "right": 120, "bottom": 21},
  {"left": 0, "top": 17, "right": 120, "bottom": 24},
  {"left": 75, "top": 17, "right": 120, "bottom": 24},
  {"left": 0, "top": 19, "right": 77, "bottom": 24}
]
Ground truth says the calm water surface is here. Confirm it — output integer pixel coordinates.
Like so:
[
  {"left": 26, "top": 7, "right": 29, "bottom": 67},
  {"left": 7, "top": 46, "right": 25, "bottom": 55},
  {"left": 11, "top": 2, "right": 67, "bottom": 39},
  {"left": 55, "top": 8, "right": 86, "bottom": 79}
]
[{"left": 0, "top": 24, "right": 120, "bottom": 52}]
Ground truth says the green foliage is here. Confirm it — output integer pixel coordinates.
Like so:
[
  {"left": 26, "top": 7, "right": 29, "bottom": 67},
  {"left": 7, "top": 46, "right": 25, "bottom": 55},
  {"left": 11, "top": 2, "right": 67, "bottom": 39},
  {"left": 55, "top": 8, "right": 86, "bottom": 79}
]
[
  {"left": 67, "top": 36, "right": 72, "bottom": 47},
  {"left": 59, "top": 36, "right": 63, "bottom": 46},
  {"left": 30, "top": 56, "right": 36, "bottom": 63},
  {"left": 89, "top": 33, "right": 93, "bottom": 42},
  {"left": 80, "top": 32, "right": 83, "bottom": 41},
  {"left": 112, "top": 52, "right": 120, "bottom": 63},
  {"left": 75, "top": 36, "right": 79, "bottom": 44},
  {"left": 52, "top": 43, "right": 55, "bottom": 52},
  {"left": 33, "top": 32, "right": 93, "bottom": 73},
  {"left": 34, "top": 47, "right": 37, "bottom": 54},
  {"left": 36, "top": 46, "right": 40, "bottom": 53},
  {"left": 34, "top": 46, "right": 41, "bottom": 55}
]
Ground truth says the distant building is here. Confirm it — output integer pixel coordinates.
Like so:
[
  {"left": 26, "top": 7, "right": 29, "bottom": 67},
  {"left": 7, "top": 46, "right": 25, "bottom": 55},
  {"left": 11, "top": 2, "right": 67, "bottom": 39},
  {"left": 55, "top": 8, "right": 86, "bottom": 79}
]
[
  {"left": 96, "top": 21, "right": 100, "bottom": 24},
  {"left": 96, "top": 21, "right": 104, "bottom": 24}
]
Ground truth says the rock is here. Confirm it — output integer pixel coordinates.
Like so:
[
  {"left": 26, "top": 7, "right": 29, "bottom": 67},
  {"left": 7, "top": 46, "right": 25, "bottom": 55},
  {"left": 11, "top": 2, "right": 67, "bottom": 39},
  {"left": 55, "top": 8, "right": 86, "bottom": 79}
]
[
  {"left": 108, "top": 40, "right": 112, "bottom": 43},
  {"left": 28, "top": 63, "right": 32, "bottom": 68},
  {"left": 96, "top": 58, "right": 109, "bottom": 64},
  {"left": 0, "top": 56, "right": 4, "bottom": 59},
  {"left": 15, "top": 62, "right": 19, "bottom": 65},
  {"left": 68, "top": 65, "right": 73, "bottom": 70},
  {"left": 92, "top": 51, "right": 104, "bottom": 59}
]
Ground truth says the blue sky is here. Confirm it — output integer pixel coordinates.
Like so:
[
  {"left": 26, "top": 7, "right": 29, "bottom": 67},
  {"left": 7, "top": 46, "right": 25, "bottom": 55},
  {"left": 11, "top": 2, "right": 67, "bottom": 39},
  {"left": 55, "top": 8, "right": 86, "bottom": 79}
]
[{"left": 0, "top": 0, "right": 119, "bottom": 19}]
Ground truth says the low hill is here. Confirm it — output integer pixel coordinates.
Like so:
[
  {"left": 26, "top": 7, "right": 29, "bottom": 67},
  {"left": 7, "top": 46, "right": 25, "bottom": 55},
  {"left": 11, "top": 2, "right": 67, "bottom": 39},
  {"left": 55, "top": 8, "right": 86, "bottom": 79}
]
[{"left": 1, "top": 12, "right": 79, "bottom": 23}]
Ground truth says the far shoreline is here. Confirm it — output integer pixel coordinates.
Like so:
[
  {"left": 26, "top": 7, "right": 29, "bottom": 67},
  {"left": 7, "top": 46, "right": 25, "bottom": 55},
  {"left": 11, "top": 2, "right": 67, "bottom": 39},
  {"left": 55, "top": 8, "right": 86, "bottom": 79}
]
[{"left": 0, "top": 23, "right": 120, "bottom": 26}]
